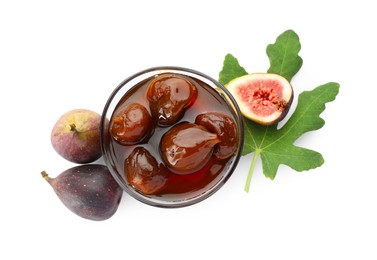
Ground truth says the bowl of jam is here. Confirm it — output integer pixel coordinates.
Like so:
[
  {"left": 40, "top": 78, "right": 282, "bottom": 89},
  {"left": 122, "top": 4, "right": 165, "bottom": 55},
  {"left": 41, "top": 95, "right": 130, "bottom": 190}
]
[{"left": 100, "top": 67, "right": 244, "bottom": 208}]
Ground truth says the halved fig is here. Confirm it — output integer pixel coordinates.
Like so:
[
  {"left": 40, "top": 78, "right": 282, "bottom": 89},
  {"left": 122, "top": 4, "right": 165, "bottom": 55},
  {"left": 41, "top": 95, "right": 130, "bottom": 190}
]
[
  {"left": 160, "top": 122, "right": 219, "bottom": 174},
  {"left": 195, "top": 112, "right": 238, "bottom": 160},
  {"left": 146, "top": 74, "right": 198, "bottom": 126},
  {"left": 226, "top": 73, "right": 293, "bottom": 125},
  {"left": 125, "top": 147, "right": 169, "bottom": 195}
]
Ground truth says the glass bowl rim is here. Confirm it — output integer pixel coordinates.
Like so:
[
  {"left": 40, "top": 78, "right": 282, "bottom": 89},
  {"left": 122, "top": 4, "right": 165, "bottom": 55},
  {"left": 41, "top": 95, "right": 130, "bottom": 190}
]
[{"left": 100, "top": 66, "right": 244, "bottom": 208}]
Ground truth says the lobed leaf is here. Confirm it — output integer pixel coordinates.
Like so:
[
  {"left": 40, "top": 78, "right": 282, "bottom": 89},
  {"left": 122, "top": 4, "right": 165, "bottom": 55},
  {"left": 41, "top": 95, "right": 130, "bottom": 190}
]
[
  {"left": 267, "top": 29, "right": 303, "bottom": 81},
  {"left": 243, "top": 82, "right": 340, "bottom": 179},
  {"left": 218, "top": 53, "right": 248, "bottom": 85},
  {"left": 218, "top": 29, "right": 340, "bottom": 192}
]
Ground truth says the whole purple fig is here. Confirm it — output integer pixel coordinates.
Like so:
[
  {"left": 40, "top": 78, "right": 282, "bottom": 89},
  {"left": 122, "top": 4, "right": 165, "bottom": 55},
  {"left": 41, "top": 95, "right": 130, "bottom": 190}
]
[
  {"left": 51, "top": 109, "right": 102, "bottom": 164},
  {"left": 41, "top": 164, "right": 123, "bottom": 221}
]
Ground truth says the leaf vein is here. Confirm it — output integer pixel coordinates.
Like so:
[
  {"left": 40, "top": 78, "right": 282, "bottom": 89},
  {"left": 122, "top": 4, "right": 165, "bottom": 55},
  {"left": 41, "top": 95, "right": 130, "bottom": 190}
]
[{"left": 261, "top": 87, "right": 329, "bottom": 150}]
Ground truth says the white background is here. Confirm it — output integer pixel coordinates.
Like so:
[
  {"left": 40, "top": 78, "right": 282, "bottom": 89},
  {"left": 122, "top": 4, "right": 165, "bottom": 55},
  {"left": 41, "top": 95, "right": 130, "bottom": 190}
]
[{"left": 1, "top": 0, "right": 376, "bottom": 259}]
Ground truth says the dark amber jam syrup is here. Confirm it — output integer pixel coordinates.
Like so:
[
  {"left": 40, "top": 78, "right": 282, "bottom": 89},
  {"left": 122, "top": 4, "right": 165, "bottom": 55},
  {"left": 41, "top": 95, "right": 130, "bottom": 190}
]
[{"left": 107, "top": 73, "right": 238, "bottom": 199}]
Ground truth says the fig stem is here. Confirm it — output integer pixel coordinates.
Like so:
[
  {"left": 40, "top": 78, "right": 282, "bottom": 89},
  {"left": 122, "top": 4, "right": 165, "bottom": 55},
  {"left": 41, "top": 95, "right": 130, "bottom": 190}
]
[
  {"left": 70, "top": 123, "right": 77, "bottom": 132},
  {"left": 41, "top": 171, "right": 50, "bottom": 181},
  {"left": 244, "top": 149, "right": 261, "bottom": 193}
]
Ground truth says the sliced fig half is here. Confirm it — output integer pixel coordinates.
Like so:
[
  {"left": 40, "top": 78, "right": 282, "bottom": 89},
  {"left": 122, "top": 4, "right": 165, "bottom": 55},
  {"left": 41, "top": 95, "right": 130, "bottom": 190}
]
[{"left": 226, "top": 73, "right": 293, "bottom": 125}]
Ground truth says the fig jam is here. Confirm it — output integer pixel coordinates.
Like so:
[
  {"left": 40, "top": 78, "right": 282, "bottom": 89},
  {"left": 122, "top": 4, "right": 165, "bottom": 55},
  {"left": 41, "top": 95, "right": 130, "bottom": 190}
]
[{"left": 107, "top": 73, "right": 238, "bottom": 198}]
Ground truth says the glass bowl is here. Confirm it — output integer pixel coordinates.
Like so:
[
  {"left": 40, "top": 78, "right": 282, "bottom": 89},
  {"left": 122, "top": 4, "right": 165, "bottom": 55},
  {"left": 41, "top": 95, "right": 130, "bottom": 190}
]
[{"left": 100, "top": 66, "right": 244, "bottom": 208}]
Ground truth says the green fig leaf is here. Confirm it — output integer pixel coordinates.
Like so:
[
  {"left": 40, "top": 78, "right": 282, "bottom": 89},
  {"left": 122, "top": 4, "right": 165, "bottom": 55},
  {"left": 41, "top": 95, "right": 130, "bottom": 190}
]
[
  {"left": 219, "top": 53, "right": 248, "bottom": 85},
  {"left": 243, "top": 82, "right": 340, "bottom": 185},
  {"left": 218, "top": 29, "right": 340, "bottom": 193},
  {"left": 267, "top": 29, "right": 303, "bottom": 81}
]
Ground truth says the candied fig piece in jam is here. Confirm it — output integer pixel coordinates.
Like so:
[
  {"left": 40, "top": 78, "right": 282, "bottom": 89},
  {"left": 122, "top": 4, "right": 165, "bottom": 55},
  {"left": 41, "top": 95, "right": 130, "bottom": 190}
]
[
  {"left": 110, "top": 103, "right": 153, "bottom": 145},
  {"left": 147, "top": 74, "right": 198, "bottom": 126},
  {"left": 125, "top": 147, "right": 168, "bottom": 195},
  {"left": 195, "top": 112, "right": 238, "bottom": 160},
  {"left": 160, "top": 122, "right": 220, "bottom": 174}
]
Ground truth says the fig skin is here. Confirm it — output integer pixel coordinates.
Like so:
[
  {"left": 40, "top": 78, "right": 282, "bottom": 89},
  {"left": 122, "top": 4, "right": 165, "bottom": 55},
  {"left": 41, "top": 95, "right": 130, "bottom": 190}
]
[
  {"left": 51, "top": 109, "right": 102, "bottom": 164},
  {"left": 41, "top": 164, "right": 123, "bottom": 221},
  {"left": 195, "top": 112, "right": 238, "bottom": 160},
  {"left": 160, "top": 122, "right": 220, "bottom": 174}
]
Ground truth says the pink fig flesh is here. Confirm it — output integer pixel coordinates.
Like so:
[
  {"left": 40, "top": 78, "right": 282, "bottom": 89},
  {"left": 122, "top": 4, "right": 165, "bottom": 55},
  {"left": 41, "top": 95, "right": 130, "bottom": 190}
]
[{"left": 226, "top": 73, "right": 293, "bottom": 125}]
